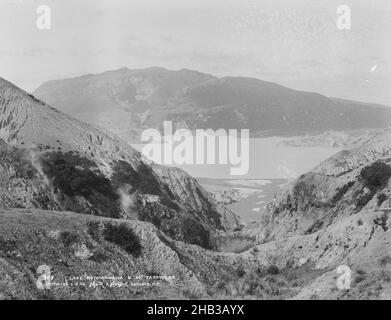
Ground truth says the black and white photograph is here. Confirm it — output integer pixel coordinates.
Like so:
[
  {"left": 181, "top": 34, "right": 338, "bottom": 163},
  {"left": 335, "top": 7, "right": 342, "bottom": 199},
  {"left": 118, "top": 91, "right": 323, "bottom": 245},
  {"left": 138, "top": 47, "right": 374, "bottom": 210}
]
[{"left": 0, "top": 0, "right": 390, "bottom": 307}]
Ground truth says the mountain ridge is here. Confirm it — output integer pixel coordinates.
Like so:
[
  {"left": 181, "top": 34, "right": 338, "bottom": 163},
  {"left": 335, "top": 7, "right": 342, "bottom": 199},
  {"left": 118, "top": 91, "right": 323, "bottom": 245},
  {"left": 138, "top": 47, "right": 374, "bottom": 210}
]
[{"left": 33, "top": 67, "right": 391, "bottom": 143}]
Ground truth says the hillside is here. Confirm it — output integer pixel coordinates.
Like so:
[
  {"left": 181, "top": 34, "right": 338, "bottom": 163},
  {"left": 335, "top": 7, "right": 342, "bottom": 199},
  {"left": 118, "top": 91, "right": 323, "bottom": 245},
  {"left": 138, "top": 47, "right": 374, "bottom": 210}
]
[
  {"left": 262, "top": 129, "right": 391, "bottom": 241},
  {"left": 1, "top": 205, "right": 390, "bottom": 300},
  {"left": 33, "top": 67, "right": 391, "bottom": 142},
  {"left": 1, "top": 75, "right": 391, "bottom": 300},
  {"left": 0, "top": 77, "right": 242, "bottom": 249}
]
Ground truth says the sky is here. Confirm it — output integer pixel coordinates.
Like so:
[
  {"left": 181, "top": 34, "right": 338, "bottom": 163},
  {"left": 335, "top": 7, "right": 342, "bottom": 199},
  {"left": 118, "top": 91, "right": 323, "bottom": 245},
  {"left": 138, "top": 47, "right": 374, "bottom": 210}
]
[{"left": 0, "top": 0, "right": 391, "bottom": 105}]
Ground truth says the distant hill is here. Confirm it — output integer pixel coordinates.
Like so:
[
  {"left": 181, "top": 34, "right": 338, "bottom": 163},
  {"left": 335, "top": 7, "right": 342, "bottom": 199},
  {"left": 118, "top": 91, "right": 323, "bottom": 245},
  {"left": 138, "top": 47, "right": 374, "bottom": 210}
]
[{"left": 34, "top": 67, "right": 391, "bottom": 142}]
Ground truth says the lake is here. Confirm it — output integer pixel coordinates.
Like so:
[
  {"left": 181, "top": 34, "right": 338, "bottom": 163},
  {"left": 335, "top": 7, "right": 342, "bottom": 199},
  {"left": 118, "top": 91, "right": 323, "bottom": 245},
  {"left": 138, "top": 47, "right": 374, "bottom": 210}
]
[
  {"left": 133, "top": 137, "right": 340, "bottom": 179},
  {"left": 133, "top": 137, "right": 340, "bottom": 227}
]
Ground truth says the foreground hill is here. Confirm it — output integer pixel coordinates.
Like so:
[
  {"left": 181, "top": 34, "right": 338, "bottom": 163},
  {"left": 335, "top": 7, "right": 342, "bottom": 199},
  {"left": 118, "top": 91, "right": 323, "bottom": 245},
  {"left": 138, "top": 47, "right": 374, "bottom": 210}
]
[
  {"left": 0, "top": 206, "right": 390, "bottom": 300},
  {"left": 0, "top": 77, "right": 242, "bottom": 249},
  {"left": 33, "top": 67, "right": 391, "bottom": 142}
]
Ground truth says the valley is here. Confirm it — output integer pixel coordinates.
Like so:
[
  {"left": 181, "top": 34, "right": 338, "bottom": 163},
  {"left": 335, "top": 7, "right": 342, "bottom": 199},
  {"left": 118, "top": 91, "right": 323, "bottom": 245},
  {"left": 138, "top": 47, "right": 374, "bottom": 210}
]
[
  {"left": 0, "top": 73, "right": 390, "bottom": 300},
  {"left": 200, "top": 178, "right": 286, "bottom": 229},
  {"left": 1, "top": 0, "right": 391, "bottom": 303}
]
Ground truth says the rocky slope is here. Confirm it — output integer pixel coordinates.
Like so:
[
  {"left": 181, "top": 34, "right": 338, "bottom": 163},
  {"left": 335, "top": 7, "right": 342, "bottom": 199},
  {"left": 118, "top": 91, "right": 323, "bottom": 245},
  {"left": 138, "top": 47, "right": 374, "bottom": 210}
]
[
  {"left": 0, "top": 208, "right": 206, "bottom": 299},
  {"left": 262, "top": 129, "right": 391, "bottom": 241},
  {"left": 0, "top": 137, "right": 389, "bottom": 299},
  {"left": 277, "top": 129, "right": 383, "bottom": 148},
  {"left": 0, "top": 77, "right": 242, "bottom": 249},
  {"left": 1, "top": 205, "right": 390, "bottom": 300},
  {"left": 33, "top": 67, "right": 391, "bottom": 143}
]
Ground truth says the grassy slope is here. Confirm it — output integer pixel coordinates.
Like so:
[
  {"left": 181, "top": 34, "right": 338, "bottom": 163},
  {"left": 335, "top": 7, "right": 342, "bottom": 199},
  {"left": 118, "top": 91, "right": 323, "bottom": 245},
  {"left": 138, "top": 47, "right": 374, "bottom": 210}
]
[
  {"left": 1, "top": 208, "right": 390, "bottom": 300},
  {"left": 0, "top": 208, "right": 205, "bottom": 300}
]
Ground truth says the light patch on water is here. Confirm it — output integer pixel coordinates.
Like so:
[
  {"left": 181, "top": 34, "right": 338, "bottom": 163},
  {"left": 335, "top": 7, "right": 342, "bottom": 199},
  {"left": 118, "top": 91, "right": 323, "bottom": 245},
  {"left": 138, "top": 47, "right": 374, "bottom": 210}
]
[
  {"left": 225, "top": 179, "right": 271, "bottom": 187},
  {"left": 133, "top": 137, "right": 340, "bottom": 180},
  {"left": 233, "top": 187, "right": 262, "bottom": 199}
]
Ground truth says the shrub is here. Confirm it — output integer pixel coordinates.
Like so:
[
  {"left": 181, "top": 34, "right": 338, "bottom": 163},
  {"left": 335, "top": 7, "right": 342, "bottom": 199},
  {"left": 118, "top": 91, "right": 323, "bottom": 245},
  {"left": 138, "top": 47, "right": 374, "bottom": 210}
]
[
  {"left": 377, "top": 193, "right": 387, "bottom": 207},
  {"left": 305, "top": 220, "right": 324, "bottom": 234},
  {"left": 89, "top": 248, "right": 109, "bottom": 263},
  {"left": 236, "top": 267, "right": 246, "bottom": 278},
  {"left": 41, "top": 152, "right": 117, "bottom": 199},
  {"left": 266, "top": 264, "right": 280, "bottom": 275},
  {"left": 103, "top": 223, "right": 141, "bottom": 257},
  {"left": 0, "top": 236, "right": 17, "bottom": 254},
  {"left": 27, "top": 93, "right": 42, "bottom": 103},
  {"left": 355, "top": 192, "right": 373, "bottom": 209},
  {"left": 41, "top": 152, "right": 122, "bottom": 218},
  {"left": 332, "top": 181, "right": 355, "bottom": 203},
  {"left": 374, "top": 213, "right": 389, "bottom": 231},
  {"left": 379, "top": 256, "right": 391, "bottom": 267},
  {"left": 182, "top": 217, "right": 213, "bottom": 250},
  {"left": 380, "top": 271, "right": 391, "bottom": 282},
  {"left": 354, "top": 269, "right": 366, "bottom": 284},
  {"left": 210, "top": 269, "right": 287, "bottom": 299},
  {"left": 360, "top": 161, "right": 391, "bottom": 191},
  {"left": 60, "top": 231, "right": 79, "bottom": 247},
  {"left": 292, "top": 181, "right": 311, "bottom": 199},
  {"left": 0, "top": 147, "right": 37, "bottom": 180},
  {"left": 111, "top": 160, "right": 162, "bottom": 196},
  {"left": 87, "top": 221, "right": 101, "bottom": 241}
]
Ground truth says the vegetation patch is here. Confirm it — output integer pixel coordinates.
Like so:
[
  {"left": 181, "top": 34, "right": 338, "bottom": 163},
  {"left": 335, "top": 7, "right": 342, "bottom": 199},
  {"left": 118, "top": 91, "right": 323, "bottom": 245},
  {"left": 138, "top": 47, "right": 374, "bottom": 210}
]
[
  {"left": 40, "top": 152, "right": 122, "bottom": 218},
  {"left": 379, "top": 256, "right": 391, "bottom": 267},
  {"left": 59, "top": 231, "right": 80, "bottom": 247},
  {"left": 352, "top": 162, "right": 391, "bottom": 210},
  {"left": 111, "top": 160, "right": 163, "bottom": 196},
  {"left": 373, "top": 213, "right": 389, "bottom": 232},
  {"left": 0, "top": 145, "right": 37, "bottom": 180},
  {"left": 210, "top": 264, "right": 308, "bottom": 299},
  {"left": 103, "top": 222, "right": 142, "bottom": 257},
  {"left": 354, "top": 269, "right": 366, "bottom": 285},
  {"left": 377, "top": 193, "right": 387, "bottom": 207},
  {"left": 355, "top": 192, "right": 373, "bottom": 210},
  {"left": 360, "top": 161, "right": 391, "bottom": 192},
  {"left": 89, "top": 248, "right": 109, "bottom": 263},
  {"left": 87, "top": 221, "right": 101, "bottom": 242},
  {"left": 182, "top": 217, "right": 213, "bottom": 250},
  {"left": 266, "top": 264, "right": 280, "bottom": 275},
  {"left": 0, "top": 236, "right": 18, "bottom": 256},
  {"left": 41, "top": 152, "right": 115, "bottom": 198},
  {"left": 305, "top": 220, "right": 324, "bottom": 235},
  {"left": 111, "top": 160, "right": 183, "bottom": 212},
  {"left": 332, "top": 181, "right": 355, "bottom": 204}
]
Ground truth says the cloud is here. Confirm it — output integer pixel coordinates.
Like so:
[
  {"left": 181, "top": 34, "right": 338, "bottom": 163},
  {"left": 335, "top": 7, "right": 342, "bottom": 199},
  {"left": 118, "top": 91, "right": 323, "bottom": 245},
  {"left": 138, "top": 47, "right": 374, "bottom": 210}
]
[
  {"left": 119, "top": 42, "right": 160, "bottom": 59},
  {"left": 122, "top": 34, "right": 144, "bottom": 44},
  {"left": 162, "top": 36, "right": 176, "bottom": 43},
  {"left": 0, "top": 0, "right": 23, "bottom": 5},
  {"left": 0, "top": 48, "right": 55, "bottom": 58},
  {"left": 293, "top": 59, "right": 325, "bottom": 68}
]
